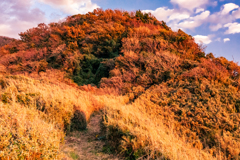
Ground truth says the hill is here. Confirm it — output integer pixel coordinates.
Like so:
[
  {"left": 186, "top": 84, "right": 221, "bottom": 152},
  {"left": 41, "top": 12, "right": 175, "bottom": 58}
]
[
  {"left": 1, "top": 9, "right": 240, "bottom": 159},
  {"left": 0, "top": 36, "right": 15, "bottom": 47}
]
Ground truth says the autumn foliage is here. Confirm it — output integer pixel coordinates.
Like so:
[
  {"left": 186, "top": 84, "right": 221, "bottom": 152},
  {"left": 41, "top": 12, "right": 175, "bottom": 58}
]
[
  {"left": 0, "top": 36, "right": 14, "bottom": 47},
  {"left": 1, "top": 9, "right": 240, "bottom": 159}
]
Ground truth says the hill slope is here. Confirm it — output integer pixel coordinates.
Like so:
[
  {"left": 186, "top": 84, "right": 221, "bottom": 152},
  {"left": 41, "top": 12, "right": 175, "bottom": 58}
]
[
  {"left": 1, "top": 9, "right": 240, "bottom": 159},
  {"left": 0, "top": 36, "right": 15, "bottom": 47}
]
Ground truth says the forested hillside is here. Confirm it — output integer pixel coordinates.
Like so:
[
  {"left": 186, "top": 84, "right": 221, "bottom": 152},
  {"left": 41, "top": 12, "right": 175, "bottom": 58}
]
[
  {"left": 1, "top": 9, "right": 240, "bottom": 159},
  {"left": 0, "top": 36, "right": 14, "bottom": 47}
]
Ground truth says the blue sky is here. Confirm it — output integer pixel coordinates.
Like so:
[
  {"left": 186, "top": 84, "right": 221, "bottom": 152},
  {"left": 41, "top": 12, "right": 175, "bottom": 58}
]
[{"left": 1, "top": 0, "right": 240, "bottom": 61}]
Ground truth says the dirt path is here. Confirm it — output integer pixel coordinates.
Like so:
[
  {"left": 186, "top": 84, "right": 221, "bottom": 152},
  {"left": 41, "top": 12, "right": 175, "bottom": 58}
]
[{"left": 61, "top": 113, "right": 121, "bottom": 160}]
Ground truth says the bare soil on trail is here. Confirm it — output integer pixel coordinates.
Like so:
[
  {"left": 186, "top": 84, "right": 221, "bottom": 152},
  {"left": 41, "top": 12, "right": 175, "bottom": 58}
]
[{"left": 61, "top": 113, "right": 121, "bottom": 160}]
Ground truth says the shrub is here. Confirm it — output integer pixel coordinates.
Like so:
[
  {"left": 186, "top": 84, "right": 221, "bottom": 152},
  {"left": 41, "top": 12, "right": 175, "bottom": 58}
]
[{"left": 70, "top": 110, "right": 87, "bottom": 131}]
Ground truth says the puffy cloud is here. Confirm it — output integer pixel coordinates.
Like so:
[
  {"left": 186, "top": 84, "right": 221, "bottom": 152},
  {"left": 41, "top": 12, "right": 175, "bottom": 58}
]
[
  {"left": 170, "top": 2, "right": 240, "bottom": 33},
  {"left": 0, "top": 0, "right": 100, "bottom": 38},
  {"left": 175, "top": 10, "right": 210, "bottom": 30},
  {"left": 168, "top": 13, "right": 190, "bottom": 21},
  {"left": 209, "top": 24, "right": 222, "bottom": 31},
  {"left": 223, "top": 38, "right": 230, "bottom": 42},
  {"left": 232, "top": 8, "right": 240, "bottom": 19},
  {"left": 208, "top": 3, "right": 239, "bottom": 31},
  {"left": 170, "top": 0, "right": 209, "bottom": 10},
  {"left": 0, "top": 0, "right": 45, "bottom": 23},
  {"left": 194, "top": 10, "right": 211, "bottom": 19},
  {"left": 0, "top": 0, "right": 47, "bottom": 38},
  {"left": 144, "top": 7, "right": 210, "bottom": 31},
  {"left": 221, "top": 3, "right": 239, "bottom": 15},
  {"left": 224, "top": 22, "right": 240, "bottom": 34},
  {"left": 39, "top": 0, "right": 99, "bottom": 15},
  {"left": 177, "top": 21, "right": 198, "bottom": 30},
  {"left": 193, "top": 35, "right": 212, "bottom": 44},
  {"left": 143, "top": 7, "right": 175, "bottom": 23}
]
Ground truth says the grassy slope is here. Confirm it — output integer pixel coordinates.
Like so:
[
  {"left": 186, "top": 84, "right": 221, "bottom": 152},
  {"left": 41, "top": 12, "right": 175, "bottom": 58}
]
[
  {"left": 0, "top": 73, "right": 215, "bottom": 159},
  {"left": 0, "top": 74, "right": 105, "bottom": 159}
]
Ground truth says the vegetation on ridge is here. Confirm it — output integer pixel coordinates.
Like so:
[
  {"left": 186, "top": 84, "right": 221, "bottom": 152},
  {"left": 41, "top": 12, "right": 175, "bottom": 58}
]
[
  {"left": 0, "top": 36, "right": 15, "bottom": 47},
  {"left": 0, "top": 9, "right": 240, "bottom": 159}
]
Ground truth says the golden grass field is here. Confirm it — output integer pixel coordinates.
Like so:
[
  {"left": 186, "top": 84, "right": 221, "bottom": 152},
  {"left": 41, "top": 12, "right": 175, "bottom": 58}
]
[{"left": 0, "top": 73, "right": 222, "bottom": 160}]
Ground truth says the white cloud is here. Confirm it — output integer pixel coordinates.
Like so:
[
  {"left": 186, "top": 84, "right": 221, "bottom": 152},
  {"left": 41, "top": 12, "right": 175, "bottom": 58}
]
[
  {"left": 194, "top": 10, "right": 211, "bottom": 19},
  {"left": 0, "top": 0, "right": 47, "bottom": 38},
  {"left": 168, "top": 13, "right": 190, "bottom": 21},
  {"left": 39, "top": 0, "right": 99, "bottom": 15},
  {"left": 143, "top": 7, "right": 175, "bottom": 23},
  {"left": 144, "top": 6, "right": 210, "bottom": 31},
  {"left": 209, "top": 24, "right": 222, "bottom": 31},
  {"left": 138, "top": 2, "right": 240, "bottom": 34},
  {"left": 223, "top": 38, "right": 230, "bottom": 42},
  {"left": 170, "top": 0, "right": 209, "bottom": 10},
  {"left": 207, "top": 3, "right": 239, "bottom": 31},
  {"left": 0, "top": 0, "right": 100, "bottom": 38},
  {"left": 193, "top": 35, "right": 212, "bottom": 44},
  {"left": 175, "top": 10, "right": 210, "bottom": 30},
  {"left": 224, "top": 22, "right": 240, "bottom": 34},
  {"left": 232, "top": 8, "right": 240, "bottom": 19},
  {"left": 221, "top": 3, "right": 239, "bottom": 15}
]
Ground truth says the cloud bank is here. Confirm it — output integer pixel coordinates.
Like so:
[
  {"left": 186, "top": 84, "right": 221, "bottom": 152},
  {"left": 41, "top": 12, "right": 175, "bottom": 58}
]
[
  {"left": 39, "top": 0, "right": 99, "bottom": 15},
  {"left": 0, "top": 0, "right": 99, "bottom": 38},
  {"left": 170, "top": 0, "right": 209, "bottom": 10},
  {"left": 143, "top": 1, "right": 240, "bottom": 45},
  {"left": 0, "top": 0, "right": 46, "bottom": 38}
]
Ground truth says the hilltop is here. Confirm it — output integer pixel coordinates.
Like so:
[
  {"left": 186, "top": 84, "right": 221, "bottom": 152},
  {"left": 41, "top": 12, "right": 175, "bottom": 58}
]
[
  {"left": 0, "top": 36, "right": 15, "bottom": 47},
  {"left": 1, "top": 9, "right": 240, "bottom": 159}
]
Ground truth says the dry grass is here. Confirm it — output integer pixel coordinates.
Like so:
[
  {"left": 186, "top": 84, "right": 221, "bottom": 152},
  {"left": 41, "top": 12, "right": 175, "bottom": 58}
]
[
  {"left": 103, "top": 96, "right": 218, "bottom": 160},
  {"left": 0, "top": 102, "right": 63, "bottom": 159},
  {"left": 0, "top": 74, "right": 103, "bottom": 126},
  {"left": 0, "top": 73, "right": 105, "bottom": 159},
  {"left": 0, "top": 72, "right": 236, "bottom": 160}
]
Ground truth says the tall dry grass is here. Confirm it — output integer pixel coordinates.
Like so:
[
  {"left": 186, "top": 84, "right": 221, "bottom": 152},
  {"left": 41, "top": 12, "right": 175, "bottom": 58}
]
[
  {"left": 0, "top": 74, "right": 105, "bottom": 159},
  {"left": 0, "top": 102, "right": 63, "bottom": 159},
  {"left": 103, "top": 97, "right": 218, "bottom": 160},
  {"left": 0, "top": 73, "right": 229, "bottom": 160}
]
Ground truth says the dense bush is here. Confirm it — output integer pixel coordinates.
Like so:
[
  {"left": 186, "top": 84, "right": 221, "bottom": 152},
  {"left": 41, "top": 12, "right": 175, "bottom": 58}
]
[{"left": 0, "top": 36, "right": 14, "bottom": 47}]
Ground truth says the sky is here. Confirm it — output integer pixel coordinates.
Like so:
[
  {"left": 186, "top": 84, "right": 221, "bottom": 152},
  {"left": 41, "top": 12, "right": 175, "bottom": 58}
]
[{"left": 1, "top": 0, "right": 240, "bottom": 61}]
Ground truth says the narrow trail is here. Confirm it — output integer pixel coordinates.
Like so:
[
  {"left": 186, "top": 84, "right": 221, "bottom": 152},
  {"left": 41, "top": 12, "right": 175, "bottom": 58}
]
[{"left": 61, "top": 113, "right": 121, "bottom": 160}]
